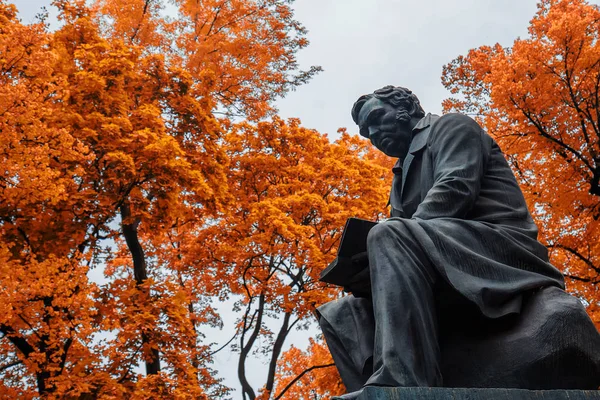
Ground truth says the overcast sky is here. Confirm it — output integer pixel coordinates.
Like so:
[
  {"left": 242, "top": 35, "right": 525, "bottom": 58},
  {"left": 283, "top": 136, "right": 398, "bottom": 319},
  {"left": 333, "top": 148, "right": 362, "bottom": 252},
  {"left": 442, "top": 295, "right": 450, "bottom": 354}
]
[
  {"left": 11, "top": 0, "right": 598, "bottom": 397},
  {"left": 275, "top": 0, "right": 543, "bottom": 139},
  {"left": 14, "top": 0, "right": 549, "bottom": 139}
]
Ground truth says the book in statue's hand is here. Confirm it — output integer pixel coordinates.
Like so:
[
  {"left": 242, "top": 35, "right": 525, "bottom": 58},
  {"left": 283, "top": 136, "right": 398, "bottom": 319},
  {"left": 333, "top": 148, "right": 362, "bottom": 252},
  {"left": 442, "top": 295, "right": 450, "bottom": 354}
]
[{"left": 319, "top": 218, "right": 378, "bottom": 295}]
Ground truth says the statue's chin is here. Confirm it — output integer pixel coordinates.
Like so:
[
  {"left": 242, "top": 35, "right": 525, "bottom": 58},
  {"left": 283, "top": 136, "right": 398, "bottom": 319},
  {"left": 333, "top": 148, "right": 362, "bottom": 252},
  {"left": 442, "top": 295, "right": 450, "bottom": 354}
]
[
  {"left": 377, "top": 130, "right": 410, "bottom": 159},
  {"left": 381, "top": 145, "right": 408, "bottom": 160}
]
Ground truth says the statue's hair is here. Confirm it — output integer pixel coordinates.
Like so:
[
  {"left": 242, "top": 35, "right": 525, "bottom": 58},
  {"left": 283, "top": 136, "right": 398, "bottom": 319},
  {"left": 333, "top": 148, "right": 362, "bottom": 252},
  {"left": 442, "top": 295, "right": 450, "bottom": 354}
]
[{"left": 351, "top": 85, "right": 425, "bottom": 127}]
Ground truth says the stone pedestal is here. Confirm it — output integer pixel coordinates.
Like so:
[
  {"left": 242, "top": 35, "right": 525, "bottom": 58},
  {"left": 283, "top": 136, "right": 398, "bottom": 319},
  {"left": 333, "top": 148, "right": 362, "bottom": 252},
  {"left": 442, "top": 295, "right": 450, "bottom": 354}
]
[{"left": 356, "top": 387, "right": 600, "bottom": 399}]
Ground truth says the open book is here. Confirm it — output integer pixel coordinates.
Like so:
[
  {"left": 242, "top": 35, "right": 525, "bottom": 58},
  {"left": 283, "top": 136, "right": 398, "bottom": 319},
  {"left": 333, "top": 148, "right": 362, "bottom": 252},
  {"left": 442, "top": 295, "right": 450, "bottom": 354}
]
[{"left": 319, "top": 218, "right": 378, "bottom": 296}]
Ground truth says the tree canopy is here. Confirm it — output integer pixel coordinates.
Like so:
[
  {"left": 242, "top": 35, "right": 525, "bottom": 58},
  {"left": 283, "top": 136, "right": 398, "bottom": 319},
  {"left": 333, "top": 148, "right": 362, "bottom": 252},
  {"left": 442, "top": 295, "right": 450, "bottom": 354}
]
[
  {"left": 0, "top": 0, "right": 392, "bottom": 397},
  {"left": 4, "top": 0, "right": 599, "bottom": 398}
]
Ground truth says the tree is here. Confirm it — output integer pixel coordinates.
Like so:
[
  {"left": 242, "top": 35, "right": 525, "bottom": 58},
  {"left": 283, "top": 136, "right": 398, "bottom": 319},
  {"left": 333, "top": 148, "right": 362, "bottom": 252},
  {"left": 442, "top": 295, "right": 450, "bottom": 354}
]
[
  {"left": 93, "top": 0, "right": 321, "bottom": 120},
  {"left": 0, "top": 0, "right": 319, "bottom": 397},
  {"left": 191, "top": 119, "right": 392, "bottom": 399},
  {"left": 441, "top": 0, "right": 600, "bottom": 326}
]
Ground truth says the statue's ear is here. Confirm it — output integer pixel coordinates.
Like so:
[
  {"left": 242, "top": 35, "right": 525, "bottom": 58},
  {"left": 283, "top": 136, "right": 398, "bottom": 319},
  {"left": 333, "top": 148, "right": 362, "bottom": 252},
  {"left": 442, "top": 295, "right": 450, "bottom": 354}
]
[{"left": 395, "top": 110, "right": 411, "bottom": 124}]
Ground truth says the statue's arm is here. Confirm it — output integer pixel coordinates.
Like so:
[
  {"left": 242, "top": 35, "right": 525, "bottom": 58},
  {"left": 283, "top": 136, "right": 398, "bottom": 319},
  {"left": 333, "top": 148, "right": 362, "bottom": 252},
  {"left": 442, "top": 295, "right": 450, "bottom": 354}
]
[{"left": 412, "top": 113, "right": 487, "bottom": 220}]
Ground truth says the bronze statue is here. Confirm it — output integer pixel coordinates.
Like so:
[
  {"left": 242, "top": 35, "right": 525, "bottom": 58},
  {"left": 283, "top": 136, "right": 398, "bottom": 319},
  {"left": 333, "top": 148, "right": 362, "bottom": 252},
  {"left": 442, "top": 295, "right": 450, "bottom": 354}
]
[{"left": 318, "top": 86, "right": 599, "bottom": 399}]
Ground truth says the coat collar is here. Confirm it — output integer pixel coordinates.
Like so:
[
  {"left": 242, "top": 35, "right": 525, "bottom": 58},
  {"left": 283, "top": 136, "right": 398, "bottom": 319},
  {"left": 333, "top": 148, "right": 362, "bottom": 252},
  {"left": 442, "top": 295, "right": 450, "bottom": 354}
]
[
  {"left": 391, "top": 113, "right": 438, "bottom": 174},
  {"left": 399, "top": 113, "right": 439, "bottom": 198},
  {"left": 408, "top": 113, "right": 437, "bottom": 154}
]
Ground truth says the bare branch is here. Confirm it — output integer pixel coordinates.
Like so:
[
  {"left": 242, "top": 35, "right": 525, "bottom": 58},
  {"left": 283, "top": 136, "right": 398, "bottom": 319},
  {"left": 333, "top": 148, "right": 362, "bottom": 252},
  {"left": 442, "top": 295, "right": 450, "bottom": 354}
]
[
  {"left": 265, "top": 312, "right": 291, "bottom": 394},
  {"left": 0, "top": 360, "right": 21, "bottom": 372},
  {"left": 207, "top": 331, "right": 238, "bottom": 357},
  {"left": 273, "top": 363, "right": 336, "bottom": 400},
  {"left": 238, "top": 292, "right": 265, "bottom": 400}
]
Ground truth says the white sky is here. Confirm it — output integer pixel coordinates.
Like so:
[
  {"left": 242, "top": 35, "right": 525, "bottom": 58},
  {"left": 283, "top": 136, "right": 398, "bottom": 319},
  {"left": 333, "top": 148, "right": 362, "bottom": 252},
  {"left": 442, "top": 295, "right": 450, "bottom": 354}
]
[
  {"left": 11, "top": 0, "right": 599, "bottom": 397},
  {"left": 275, "top": 0, "right": 542, "bottom": 139}
]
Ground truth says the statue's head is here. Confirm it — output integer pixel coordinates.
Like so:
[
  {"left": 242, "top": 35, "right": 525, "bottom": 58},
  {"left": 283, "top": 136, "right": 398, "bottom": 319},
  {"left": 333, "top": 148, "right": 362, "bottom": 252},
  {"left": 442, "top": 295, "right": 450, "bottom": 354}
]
[{"left": 351, "top": 86, "right": 425, "bottom": 159}]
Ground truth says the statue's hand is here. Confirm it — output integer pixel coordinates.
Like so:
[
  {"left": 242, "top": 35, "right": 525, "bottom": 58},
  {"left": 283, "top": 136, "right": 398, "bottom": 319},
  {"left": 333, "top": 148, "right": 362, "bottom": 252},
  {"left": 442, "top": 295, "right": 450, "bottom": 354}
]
[
  {"left": 351, "top": 251, "right": 369, "bottom": 267},
  {"left": 343, "top": 255, "right": 371, "bottom": 298}
]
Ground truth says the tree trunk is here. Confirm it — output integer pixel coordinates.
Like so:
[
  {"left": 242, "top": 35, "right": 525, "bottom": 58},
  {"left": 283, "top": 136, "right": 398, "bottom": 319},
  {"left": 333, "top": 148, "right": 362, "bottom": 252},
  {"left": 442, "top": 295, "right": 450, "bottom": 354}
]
[
  {"left": 264, "top": 312, "right": 291, "bottom": 396},
  {"left": 238, "top": 293, "right": 266, "bottom": 400},
  {"left": 120, "top": 203, "right": 160, "bottom": 375}
]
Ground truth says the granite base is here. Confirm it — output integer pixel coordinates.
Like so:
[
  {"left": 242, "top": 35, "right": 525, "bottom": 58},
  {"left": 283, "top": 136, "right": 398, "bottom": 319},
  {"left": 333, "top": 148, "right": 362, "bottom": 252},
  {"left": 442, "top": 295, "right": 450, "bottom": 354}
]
[{"left": 355, "top": 387, "right": 600, "bottom": 399}]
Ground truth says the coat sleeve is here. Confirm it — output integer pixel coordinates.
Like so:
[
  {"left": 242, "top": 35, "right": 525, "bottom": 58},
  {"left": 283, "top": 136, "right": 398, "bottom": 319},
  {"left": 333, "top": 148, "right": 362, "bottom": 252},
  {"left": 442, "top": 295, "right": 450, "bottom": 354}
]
[{"left": 412, "top": 114, "right": 488, "bottom": 220}]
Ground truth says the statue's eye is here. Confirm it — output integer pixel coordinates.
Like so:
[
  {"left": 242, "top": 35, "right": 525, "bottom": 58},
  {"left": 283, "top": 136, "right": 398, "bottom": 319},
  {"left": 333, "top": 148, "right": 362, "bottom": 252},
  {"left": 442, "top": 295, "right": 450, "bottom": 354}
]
[{"left": 367, "top": 109, "right": 385, "bottom": 125}]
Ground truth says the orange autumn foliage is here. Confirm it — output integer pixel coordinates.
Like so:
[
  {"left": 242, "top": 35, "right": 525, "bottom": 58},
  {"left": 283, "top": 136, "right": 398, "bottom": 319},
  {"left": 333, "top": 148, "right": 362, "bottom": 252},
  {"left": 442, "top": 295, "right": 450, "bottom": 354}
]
[
  {"left": 273, "top": 338, "right": 343, "bottom": 400},
  {"left": 191, "top": 120, "right": 391, "bottom": 399},
  {"left": 442, "top": 0, "right": 600, "bottom": 326},
  {"left": 93, "top": 0, "right": 320, "bottom": 119},
  {"left": 0, "top": 0, "right": 331, "bottom": 397}
]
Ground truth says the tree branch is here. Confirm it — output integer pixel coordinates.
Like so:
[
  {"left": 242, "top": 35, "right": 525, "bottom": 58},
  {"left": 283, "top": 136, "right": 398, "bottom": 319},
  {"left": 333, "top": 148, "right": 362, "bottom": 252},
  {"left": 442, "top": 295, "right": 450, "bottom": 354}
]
[
  {"left": 515, "top": 100, "right": 595, "bottom": 172},
  {"left": 120, "top": 202, "right": 160, "bottom": 375},
  {"left": 0, "top": 360, "right": 22, "bottom": 372},
  {"left": 273, "top": 363, "right": 336, "bottom": 400},
  {"left": 130, "top": 0, "right": 152, "bottom": 42},
  {"left": 548, "top": 243, "right": 600, "bottom": 275},
  {"left": 207, "top": 331, "right": 238, "bottom": 357},
  {"left": 238, "top": 292, "right": 265, "bottom": 400},
  {"left": 264, "top": 312, "right": 291, "bottom": 395}
]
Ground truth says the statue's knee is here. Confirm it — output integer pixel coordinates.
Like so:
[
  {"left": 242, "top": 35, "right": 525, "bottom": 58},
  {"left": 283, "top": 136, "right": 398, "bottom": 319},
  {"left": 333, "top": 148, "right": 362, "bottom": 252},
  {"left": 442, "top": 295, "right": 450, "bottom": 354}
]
[
  {"left": 367, "top": 219, "right": 411, "bottom": 249},
  {"left": 366, "top": 221, "right": 395, "bottom": 249},
  {"left": 367, "top": 220, "right": 428, "bottom": 279}
]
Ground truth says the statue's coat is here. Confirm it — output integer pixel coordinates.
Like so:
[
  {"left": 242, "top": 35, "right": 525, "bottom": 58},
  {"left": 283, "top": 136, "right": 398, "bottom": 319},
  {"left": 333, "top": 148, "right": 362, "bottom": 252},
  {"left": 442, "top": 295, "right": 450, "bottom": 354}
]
[{"left": 387, "top": 113, "right": 564, "bottom": 317}]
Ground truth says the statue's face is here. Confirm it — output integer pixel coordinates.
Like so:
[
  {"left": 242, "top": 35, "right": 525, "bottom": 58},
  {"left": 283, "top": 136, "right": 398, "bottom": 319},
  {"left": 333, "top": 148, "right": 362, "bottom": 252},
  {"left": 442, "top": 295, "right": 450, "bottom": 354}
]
[{"left": 357, "top": 97, "right": 412, "bottom": 159}]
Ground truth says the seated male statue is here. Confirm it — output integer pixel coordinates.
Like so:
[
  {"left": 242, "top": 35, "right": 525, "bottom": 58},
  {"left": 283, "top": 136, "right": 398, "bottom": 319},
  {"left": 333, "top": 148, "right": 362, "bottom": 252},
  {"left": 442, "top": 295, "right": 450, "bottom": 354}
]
[{"left": 317, "top": 85, "right": 571, "bottom": 399}]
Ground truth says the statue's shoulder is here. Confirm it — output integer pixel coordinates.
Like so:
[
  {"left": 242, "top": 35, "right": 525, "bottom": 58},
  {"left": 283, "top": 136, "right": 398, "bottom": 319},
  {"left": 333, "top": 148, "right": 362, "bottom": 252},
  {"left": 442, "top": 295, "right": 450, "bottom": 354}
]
[
  {"left": 427, "top": 113, "right": 484, "bottom": 139},
  {"left": 436, "top": 112, "right": 480, "bottom": 127}
]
